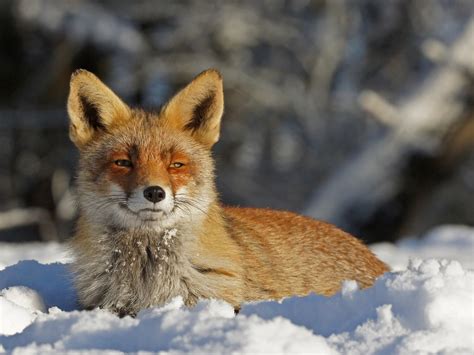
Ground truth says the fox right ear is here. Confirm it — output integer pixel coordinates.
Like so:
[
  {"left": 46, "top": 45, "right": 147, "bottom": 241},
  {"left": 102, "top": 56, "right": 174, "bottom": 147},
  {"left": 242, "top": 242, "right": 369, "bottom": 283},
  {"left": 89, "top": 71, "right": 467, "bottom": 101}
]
[
  {"left": 67, "top": 69, "right": 130, "bottom": 148},
  {"left": 161, "top": 69, "right": 224, "bottom": 148}
]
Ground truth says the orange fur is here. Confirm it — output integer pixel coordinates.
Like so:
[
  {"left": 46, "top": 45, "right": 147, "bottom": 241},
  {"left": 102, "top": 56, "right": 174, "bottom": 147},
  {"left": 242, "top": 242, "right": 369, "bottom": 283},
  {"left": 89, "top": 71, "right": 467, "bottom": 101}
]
[{"left": 68, "top": 69, "right": 388, "bottom": 316}]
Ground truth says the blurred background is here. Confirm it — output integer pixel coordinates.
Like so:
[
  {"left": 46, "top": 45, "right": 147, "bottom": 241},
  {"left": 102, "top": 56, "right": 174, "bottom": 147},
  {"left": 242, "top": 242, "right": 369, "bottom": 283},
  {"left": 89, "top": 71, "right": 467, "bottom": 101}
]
[{"left": 0, "top": 0, "right": 473, "bottom": 244}]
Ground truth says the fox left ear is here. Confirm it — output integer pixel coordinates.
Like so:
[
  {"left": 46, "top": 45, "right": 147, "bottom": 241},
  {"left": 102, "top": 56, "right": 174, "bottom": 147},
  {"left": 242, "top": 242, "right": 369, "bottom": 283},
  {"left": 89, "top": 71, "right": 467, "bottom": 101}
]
[
  {"left": 67, "top": 69, "right": 130, "bottom": 149},
  {"left": 162, "top": 69, "right": 224, "bottom": 148}
]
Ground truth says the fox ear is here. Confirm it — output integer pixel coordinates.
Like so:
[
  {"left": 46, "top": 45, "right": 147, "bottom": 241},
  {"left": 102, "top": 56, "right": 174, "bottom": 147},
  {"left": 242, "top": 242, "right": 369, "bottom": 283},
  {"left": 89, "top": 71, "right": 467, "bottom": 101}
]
[
  {"left": 67, "top": 69, "right": 130, "bottom": 148},
  {"left": 162, "top": 69, "right": 224, "bottom": 148}
]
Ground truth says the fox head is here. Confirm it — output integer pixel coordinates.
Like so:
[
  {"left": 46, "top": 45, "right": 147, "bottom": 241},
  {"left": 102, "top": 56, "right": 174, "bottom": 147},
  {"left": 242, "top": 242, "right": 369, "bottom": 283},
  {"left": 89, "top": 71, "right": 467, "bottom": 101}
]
[{"left": 68, "top": 69, "right": 224, "bottom": 230}]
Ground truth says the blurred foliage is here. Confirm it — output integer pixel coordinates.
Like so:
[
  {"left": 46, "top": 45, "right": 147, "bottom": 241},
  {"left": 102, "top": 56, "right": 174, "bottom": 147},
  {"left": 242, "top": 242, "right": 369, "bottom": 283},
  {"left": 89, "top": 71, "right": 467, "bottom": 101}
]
[{"left": 0, "top": 0, "right": 473, "bottom": 242}]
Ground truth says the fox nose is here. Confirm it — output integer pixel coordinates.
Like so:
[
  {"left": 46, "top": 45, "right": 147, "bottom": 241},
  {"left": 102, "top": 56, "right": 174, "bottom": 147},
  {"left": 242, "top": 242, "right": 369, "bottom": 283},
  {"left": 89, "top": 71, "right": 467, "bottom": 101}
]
[{"left": 143, "top": 186, "right": 166, "bottom": 203}]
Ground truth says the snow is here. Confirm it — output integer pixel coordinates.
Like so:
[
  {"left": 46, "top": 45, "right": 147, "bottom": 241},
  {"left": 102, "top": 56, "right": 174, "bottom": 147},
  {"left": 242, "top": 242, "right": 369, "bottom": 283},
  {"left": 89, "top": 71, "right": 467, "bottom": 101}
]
[
  {"left": 371, "top": 225, "right": 474, "bottom": 270},
  {"left": 0, "top": 242, "right": 71, "bottom": 271},
  {"left": 0, "top": 225, "right": 473, "bottom": 354},
  {"left": 0, "top": 287, "right": 46, "bottom": 336}
]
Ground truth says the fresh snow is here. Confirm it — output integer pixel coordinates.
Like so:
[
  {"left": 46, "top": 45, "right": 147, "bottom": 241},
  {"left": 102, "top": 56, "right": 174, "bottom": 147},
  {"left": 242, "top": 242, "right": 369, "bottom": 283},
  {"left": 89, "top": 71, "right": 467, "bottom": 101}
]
[
  {"left": 0, "top": 225, "right": 473, "bottom": 354},
  {"left": 371, "top": 225, "right": 474, "bottom": 270},
  {"left": 0, "top": 242, "right": 71, "bottom": 271}
]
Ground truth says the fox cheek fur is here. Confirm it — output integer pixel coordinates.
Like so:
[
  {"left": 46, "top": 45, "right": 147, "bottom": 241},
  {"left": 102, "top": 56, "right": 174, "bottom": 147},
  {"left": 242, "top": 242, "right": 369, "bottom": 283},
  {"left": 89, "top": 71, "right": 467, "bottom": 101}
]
[
  {"left": 68, "top": 69, "right": 389, "bottom": 317},
  {"left": 74, "top": 125, "right": 216, "bottom": 230}
]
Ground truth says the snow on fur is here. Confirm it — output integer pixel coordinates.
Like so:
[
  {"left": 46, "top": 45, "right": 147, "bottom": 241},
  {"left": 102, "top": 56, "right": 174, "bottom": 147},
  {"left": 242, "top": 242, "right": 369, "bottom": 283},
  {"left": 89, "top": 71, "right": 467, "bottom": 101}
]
[{"left": 0, "top": 225, "right": 473, "bottom": 354}]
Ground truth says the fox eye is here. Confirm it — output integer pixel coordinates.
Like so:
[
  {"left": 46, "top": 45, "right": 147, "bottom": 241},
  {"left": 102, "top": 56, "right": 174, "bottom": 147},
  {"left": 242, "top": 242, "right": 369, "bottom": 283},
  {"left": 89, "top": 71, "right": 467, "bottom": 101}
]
[
  {"left": 170, "top": 162, "right": 185, "bottom": 168},
  {"left": 115, "top": 159, "right": 133, "bottom": 167}
]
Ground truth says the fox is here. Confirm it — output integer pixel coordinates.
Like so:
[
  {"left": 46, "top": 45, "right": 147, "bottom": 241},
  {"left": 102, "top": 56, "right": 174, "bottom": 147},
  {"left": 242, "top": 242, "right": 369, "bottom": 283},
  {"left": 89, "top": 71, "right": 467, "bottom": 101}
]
[{"left": 68, "top": 68, "right": 388, "bottom": 317}]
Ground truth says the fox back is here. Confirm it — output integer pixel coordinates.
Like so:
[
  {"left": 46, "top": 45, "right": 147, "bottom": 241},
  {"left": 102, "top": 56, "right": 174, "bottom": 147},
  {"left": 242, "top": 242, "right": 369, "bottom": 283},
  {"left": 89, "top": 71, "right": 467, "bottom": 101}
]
[{"left": 68, "top": 69, "right": 388, "bottom": 316}]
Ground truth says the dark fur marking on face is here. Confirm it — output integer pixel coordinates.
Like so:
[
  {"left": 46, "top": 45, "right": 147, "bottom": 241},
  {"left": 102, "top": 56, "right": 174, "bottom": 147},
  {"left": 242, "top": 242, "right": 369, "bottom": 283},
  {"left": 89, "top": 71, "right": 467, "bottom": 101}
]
[
  {"left": 129, "top": 144, "right": 139, "bottom": 161},
  {"left": 185, "top": 92, "right": 215, "bottom": 131},
  {"left": 80, "top": 95, "right": 105, "bottom": 131}
]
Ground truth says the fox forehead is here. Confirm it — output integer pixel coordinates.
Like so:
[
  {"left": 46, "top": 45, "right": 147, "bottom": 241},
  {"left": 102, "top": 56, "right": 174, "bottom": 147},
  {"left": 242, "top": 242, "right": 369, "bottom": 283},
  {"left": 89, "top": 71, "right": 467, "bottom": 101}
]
[{"left": 84, "top": 112, "right": 205, "bottom": 161}]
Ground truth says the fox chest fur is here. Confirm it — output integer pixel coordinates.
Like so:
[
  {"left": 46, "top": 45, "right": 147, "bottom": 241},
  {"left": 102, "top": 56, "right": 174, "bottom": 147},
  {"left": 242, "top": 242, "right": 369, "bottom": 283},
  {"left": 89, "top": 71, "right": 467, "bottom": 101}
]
[{"left": 71, "top": 223, "right": 226, "bottom": 317}]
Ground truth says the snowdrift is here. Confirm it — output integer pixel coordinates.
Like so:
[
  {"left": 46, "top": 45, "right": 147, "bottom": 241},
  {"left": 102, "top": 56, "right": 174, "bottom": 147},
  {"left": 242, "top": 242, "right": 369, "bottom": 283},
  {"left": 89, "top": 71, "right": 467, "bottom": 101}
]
[{"left": 0, "top": 225, "right": 473, "bottom": 354}]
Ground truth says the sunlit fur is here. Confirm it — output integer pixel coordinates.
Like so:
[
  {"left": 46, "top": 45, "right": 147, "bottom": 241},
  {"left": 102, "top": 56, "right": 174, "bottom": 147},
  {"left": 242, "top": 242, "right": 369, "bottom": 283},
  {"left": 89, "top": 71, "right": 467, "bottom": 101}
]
[
  {"left": 68, "top": 69, "right": 389, "bottom": 317},
  {"left": 76, "top": 114, "right": 215, "bottom": 233}
]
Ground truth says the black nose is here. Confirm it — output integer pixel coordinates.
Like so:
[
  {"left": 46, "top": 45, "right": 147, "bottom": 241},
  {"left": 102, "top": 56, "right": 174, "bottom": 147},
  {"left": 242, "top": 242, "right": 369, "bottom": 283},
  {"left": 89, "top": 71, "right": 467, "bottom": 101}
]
[{"left": 143, "top": 186, "right": 166, "bottom": 203}]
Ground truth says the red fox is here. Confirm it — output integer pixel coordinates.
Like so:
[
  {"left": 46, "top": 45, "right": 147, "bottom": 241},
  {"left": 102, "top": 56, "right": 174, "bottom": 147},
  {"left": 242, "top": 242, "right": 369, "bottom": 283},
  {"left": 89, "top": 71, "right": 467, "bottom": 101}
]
[{"left": 68, "top": 69, "right": 388, "bottom": 316}]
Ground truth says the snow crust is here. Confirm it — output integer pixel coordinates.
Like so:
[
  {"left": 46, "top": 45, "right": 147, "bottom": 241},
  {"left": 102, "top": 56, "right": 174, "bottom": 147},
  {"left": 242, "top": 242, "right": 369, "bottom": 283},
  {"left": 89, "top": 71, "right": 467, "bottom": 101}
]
[{"left": 0, "top": 225, "right": 473, "bottom": 354}]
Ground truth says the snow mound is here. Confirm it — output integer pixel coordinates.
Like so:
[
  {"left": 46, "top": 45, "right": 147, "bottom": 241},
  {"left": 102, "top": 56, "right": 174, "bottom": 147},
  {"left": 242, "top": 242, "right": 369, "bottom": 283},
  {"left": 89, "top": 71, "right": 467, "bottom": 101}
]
[
  {"left": 243, "top": 258, "right": 474, "bottom": 354},
  {"left": 371, "top": 224, "right": 474, "bottom": 270},
  {"left": 1, "top": 286, "right": 46, "bottom": 313},
  {"left": 0, "top": 286, "right": 46, "bottom": 335},
  {"left": 0, "top": 260, "right": 76, "bottom": 311},
  {"left": 0, "top": 242, "right": 71, "bottom": 271},
  {"left": 0, "top": 258, "right": 472, "bottom": 354}
]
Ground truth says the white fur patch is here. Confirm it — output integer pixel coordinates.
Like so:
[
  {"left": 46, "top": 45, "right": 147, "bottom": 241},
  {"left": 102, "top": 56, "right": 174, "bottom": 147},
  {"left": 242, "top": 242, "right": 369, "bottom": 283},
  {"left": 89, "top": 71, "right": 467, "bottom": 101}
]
[
  {"left": 79, "top": 181, "right": 212, "bottom": 232},
  {"left": 126, "top": 186, "right": 174, "bottom": 215}
]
